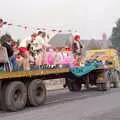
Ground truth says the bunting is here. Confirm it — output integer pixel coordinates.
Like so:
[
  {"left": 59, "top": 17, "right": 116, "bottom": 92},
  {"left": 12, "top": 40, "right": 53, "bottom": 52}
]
[{"left": 2, "top": 19, "right": 78, "bottom": 33}]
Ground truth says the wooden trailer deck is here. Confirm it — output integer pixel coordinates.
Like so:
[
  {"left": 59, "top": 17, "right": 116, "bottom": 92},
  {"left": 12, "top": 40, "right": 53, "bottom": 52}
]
[{"left": 0, "top": 68, "right": 70, "bottom": 79}]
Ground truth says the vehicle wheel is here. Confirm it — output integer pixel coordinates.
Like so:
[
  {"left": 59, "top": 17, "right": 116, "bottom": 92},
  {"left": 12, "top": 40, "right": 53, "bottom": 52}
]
[
  {"left": 103, "top": 80, "right": 111, "bottom": 91},
  {"left": 113, "top": 71, "right": 120, "bottom": 88},
  {"left": 0, "top": 82, "right": 9, "bottom": 110},
  {"left": 4, "top": 81, "right": 27, "bottom": 111},
  {"left": 97, "top": 71, "right": 111, "bottom": 91},
  {"left": 28, "top": 79, "right": 46, "bottom": 107},
  {"left": 67, "top": 78, "right": 81, "bottom": 92}
]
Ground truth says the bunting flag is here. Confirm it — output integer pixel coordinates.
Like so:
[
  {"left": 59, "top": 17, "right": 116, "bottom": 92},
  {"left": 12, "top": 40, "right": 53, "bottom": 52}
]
[
  {"left": 36, "top": 28, "right": 40, "bottom": 30},
  {"left": 16, "top": 25, "right": 22, "bottom": 27},
  {"left": 3, "top": 21, "right": 7, "bottom": 24},
  {"left": 52, "top": 29, "right": 56, "bottom": 32},
  {"left": 8, "top": 23, "right": 12, "bottom": 26},
  {"left": 68, "top": 30, "right": 72, "bottom": 32},
  {"left": 24, "top": 26, "right": 28, "bottom": 29},
  {"left": 42, "top": 28, "right": 46, "bottom": 31},
  {"left": 58, "top": 30, "right": 62, "bottom": 33}
]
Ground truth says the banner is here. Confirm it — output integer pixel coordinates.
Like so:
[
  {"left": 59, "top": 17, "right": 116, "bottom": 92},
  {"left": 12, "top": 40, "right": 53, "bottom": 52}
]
[{"left": 70, "top": 61, "right": 103, "bottom": 77}]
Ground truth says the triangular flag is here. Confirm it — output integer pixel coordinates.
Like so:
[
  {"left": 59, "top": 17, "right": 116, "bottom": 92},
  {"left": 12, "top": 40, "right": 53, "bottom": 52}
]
[
  {"left": 52, "top": 29, "right": 56, "bottom": 32},
  {"left": 24, "top": 26, "right": 27, "bottom": 29},
  {"left": 8, "top": 23, "right": 12, "bottom": 26},
  {"left": 3, "top": 21, "right": 7, "bottom": 25},
  {"left": 58, "top": 30, "right": 62, "bottom": 32}
]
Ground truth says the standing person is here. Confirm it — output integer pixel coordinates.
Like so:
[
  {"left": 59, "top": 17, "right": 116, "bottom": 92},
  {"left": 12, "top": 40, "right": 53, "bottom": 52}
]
[
  {"left": 2, "top": 38, "right": 14, "bottom": 70},
  {"left": 10, "top": 41, "right": 18, "bottom": 70},
  {"left": 42, "top": 32, "right": 50, "bottom": 47},
  {"left": 41, "top": 32, "right": 51, "bottom": 65},
  {"left": 18, "top": 33, "right": 37, "bottom": 70},
  {"left": 32, "top": 31, "right": 44, "bottom": 66},
  {"left": 72, "top": 34, "right": 83, "bottom": 66},
  {"left": 19, "top": 33, "right": 36, "bottom": 50},
  {"left": 33, "top": 31, "right": 51, "bottom": 66},
  {"left": 32, "top": 31, "right": 43, "bottom": 51}
]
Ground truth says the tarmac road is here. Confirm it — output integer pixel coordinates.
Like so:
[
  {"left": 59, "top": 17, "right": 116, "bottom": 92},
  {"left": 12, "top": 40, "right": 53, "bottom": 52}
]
[{"left": 0, "top": 88, "right": 120, "bottom": 120}]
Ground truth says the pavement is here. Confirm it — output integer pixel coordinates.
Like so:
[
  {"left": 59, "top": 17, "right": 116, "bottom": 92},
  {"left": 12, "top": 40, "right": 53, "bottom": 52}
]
[{"left": 0, "top": 88, "right": 120, "bottom": 120}]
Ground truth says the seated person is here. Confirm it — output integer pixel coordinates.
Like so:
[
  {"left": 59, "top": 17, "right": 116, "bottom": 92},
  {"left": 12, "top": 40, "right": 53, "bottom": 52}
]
[{"left": 16, "top": 53, "right": 24, "bottom": 70}]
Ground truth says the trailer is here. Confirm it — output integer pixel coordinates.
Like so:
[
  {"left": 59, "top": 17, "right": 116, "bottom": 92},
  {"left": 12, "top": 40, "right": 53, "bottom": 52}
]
[{"left": 0, "top": 48, "right": 119, "bottom": 112}]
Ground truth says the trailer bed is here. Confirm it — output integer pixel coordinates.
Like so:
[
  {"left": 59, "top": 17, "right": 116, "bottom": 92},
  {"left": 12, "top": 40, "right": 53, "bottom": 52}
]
[{"left": 0, "top": 68, "right": 69, "bottom": 80}]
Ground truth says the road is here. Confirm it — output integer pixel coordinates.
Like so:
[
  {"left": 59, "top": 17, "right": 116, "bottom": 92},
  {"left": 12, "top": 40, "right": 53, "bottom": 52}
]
[{"left": 0, "top": 88, "right": 120, "bottom": 120}]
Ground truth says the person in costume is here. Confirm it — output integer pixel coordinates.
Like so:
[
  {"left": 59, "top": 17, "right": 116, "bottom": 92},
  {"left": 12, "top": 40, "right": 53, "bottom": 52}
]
[{"left": 72, "top": 34, "right": 83, "bottom": 66}]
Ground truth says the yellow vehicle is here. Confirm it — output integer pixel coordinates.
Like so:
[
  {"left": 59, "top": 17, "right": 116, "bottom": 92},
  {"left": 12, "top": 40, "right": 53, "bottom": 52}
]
[
  {"left": 84, "top": 49, "right": 120, "bottom": 90},
  {"left": 65, "top": 49, "right": 120, "bottom": 92},
  {"left": 85, "top": 49, "right": 120, "bottom": 71}
]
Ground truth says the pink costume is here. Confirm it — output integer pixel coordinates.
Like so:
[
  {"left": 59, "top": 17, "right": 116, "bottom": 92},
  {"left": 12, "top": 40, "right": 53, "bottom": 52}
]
[
  {"left": 60, "top": 52, "right": 74, "bottom": 66},
  {"left": 46, "top": 49, "right": 55, "bottom": 65}
]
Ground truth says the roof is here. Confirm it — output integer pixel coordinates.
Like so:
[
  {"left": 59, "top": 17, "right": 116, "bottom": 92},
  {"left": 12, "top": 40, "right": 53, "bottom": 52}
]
[
  {"left": 49, "top": 33, "right": 113, "bottom": 53},
  {"left": 49, "top": 33, "right": 73, "bottom": 48}
]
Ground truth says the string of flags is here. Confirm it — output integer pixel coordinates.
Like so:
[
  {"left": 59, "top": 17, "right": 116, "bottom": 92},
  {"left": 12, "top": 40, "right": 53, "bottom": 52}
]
[
  {"left": 3, "top": 21, "right": 78, "bottom": 33},
  {"left": 3, "top": 21, "right": 28, "bottom": 30}
]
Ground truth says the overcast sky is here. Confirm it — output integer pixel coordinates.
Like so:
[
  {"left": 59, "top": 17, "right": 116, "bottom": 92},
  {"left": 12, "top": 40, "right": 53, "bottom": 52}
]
[{"left": 0, "top": 0, "right": 120, "bottom": 40}]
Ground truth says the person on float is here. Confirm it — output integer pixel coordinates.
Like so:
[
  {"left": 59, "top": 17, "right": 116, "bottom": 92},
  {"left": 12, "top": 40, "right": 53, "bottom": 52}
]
[
  {"left": 18, "top": 33, "right": 37, "bottom": 70},
  {"left": 2, "top": 37, "right": 15, "bottom": 71},
  {"left": 19, "top": 33, "right": 37, "bottom": 50},
  {"left": 72, "top": 34, "right": 83, "bottom": 66},
  {"left": 34, "top": 31, "right": 51, "bottom": 66}
]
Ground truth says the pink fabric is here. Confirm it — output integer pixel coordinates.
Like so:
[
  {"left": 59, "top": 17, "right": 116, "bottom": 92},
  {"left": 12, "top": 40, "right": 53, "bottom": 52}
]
[
  {"left": 46, "top": 50, "right": 75, "bottom": 66},
  {"left": 46, "top": 50, "right": 54, "bottom": 65},
  {"left": 60, "top": 53, "right": 74, "bottom": 66},
  {"left": 102, "top": 60, "right": 107, "bottom": 68}
]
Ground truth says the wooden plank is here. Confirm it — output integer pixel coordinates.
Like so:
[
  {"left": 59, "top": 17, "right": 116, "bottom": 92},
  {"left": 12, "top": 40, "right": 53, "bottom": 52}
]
[
  {"left": 0, "top": 68, "right": 69, "bottom": 80},
  {"left": 0, "top": 71, "right": 27, "bottom": 79},
  {"left": 27, "top": 68, "right": 69, "bottom": 77}
]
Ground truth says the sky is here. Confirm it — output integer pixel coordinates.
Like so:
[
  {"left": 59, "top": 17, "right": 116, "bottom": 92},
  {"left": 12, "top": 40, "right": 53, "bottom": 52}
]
[{"left": 0, "top": 0, "right": 120, "bottom": 40}]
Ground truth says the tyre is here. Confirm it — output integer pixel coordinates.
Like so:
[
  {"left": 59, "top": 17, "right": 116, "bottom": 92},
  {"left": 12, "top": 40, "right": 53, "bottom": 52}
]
[
  {"left": 4, "top": 81, "right": 27, "bottom": 111},
  {"left": 113, "top": 71, "right": 120, "bottom": 88},
  {"left": 28, "top": 79, "right": 46, "bottom": 106},
  {"left": 0, "top": 82, "right": 9, "bottom": 110},
  {"left": 97, "top": 71, "right": 111, "bottom": 91},
  {"left": 67, "top": 78, "right": 81, "bottom": 92}
]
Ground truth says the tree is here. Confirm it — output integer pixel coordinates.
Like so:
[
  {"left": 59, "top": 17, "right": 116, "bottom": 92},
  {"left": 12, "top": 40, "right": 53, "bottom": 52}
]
[{"left": 110, "top": 18, "right": 120, "bottom": 48}]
